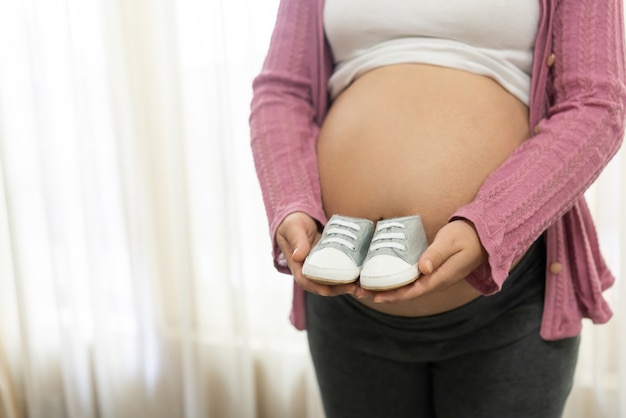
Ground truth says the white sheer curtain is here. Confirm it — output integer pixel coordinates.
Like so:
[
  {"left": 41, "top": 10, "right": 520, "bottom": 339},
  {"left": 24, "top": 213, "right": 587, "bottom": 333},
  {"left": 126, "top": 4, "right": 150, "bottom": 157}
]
[
  {"left": 0, "top": 0, "right": 623, "bottom": 417},
  {"left": 566, "top": 149, "right": 626, "bottom": 418},
  {"left": 0, "top": 0, "right": 322, "bottom": 417}
]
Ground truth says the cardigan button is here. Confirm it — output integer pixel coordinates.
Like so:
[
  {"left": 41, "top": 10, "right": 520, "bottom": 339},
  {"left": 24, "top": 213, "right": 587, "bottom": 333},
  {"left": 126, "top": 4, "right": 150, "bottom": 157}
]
[
  {"left": 547, "top": 53, "right": 556, "bottom": 67},
  {"left": 550, "top": 262, "right": 564, "bottom": 274},
  {"left": 533, "top": 124, "right": 541, "bottom": 135}
]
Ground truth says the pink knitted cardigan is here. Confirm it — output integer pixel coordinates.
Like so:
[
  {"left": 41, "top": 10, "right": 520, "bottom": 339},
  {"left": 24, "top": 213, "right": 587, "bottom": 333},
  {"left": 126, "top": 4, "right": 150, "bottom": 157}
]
[{"left": 250, "top": 0, "right": 626, "bottom": 340}]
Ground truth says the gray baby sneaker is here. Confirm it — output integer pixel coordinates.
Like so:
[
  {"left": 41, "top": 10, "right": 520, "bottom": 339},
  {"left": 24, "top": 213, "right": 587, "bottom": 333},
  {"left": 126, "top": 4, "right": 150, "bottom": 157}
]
[
  {"left": 359, "top": 215, "right": 428, "bottom": 290},
  {"left": 303, "top": 215, "right": 375, "bottom": 284}
]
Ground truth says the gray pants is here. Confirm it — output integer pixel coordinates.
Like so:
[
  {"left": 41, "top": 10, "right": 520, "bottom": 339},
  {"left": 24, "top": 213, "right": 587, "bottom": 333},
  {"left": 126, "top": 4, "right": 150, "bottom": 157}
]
[{"left": 305, "top": 238, "right": 580, "bottom": 418}]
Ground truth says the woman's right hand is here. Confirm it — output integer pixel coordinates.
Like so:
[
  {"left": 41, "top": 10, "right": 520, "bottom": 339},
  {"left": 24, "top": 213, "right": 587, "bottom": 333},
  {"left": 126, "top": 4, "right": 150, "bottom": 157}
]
[{"left": 276, "top": 212, "right": 358, "bottom": 297}]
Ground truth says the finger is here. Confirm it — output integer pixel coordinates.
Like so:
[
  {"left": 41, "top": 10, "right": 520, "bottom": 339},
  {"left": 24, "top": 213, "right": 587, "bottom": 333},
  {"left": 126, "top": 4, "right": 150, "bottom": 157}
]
[
  {"left": 293, "top": 271, "right": 358, "bottom": 297},
  {"left": 278, "top": 233, "right": 311, "bottom": 263},
  {"left": 354, "top": 286, "right": 377, "bottom": 300},
  {"left": 372, "top": 273, "right": 449, "bottom": 303},
  {"left": 374, "top": 252, "right": 476, "bottom": 303},
  {"left": 290, "top": 255, "right": 358, "bottom": 297},
  {"left": 286, "top": 238, "right": 320, "bottom": 280},
  {"left": 372, "top": 275, "right": 434, "bottom": 303},
  {"left": 293, "top": 274, "right": 331, "bottom": 297},
  {"left": 290, "top": 246, "right": 307, "bottom": 264},
  {"left": 418, "top": 235, "right": 458, "bottom": 275},
  {"left": 328, "top": 282, "right": 359, "bottom": 296}
]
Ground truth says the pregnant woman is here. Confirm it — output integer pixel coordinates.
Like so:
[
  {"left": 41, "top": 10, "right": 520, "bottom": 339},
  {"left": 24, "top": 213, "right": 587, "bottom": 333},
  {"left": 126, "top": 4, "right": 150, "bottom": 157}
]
[{"left": 250, "top": 1, "right": 626, "bottom": 417}]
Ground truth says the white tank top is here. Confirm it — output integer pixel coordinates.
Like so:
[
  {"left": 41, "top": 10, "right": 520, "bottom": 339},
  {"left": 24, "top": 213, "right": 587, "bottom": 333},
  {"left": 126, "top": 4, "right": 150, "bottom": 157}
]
[{"left": 324, "top": 0, "right": 540, "bottom": 105}]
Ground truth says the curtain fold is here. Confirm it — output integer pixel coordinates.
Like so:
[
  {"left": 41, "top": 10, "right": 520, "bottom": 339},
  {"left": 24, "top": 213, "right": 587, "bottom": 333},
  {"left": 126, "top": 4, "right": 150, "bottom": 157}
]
[{"left": 0, "top": 0, "right": 622, "bottom": 417}]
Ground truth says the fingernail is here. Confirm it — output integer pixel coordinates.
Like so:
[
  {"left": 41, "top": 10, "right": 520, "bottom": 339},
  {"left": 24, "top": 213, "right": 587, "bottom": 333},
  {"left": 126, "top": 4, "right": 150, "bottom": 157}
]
[
  {"left": 292, "top": 247, "right": 299, "bottom": 257},
  {"left": 425, "top": 259, "right": 434, "bottom": 274}
]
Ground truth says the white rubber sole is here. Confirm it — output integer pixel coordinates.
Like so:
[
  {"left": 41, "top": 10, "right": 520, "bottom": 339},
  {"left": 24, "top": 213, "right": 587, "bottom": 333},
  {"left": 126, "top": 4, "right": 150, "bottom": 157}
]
[
  {"left": 302, "top": 265, "right": 360, "bottom": 285},
  {"left": 304, "top": 274, "right": 359, "bottom": 285},
  {"left": 359, "top": 265, "right": 420, "bottom": 291}
]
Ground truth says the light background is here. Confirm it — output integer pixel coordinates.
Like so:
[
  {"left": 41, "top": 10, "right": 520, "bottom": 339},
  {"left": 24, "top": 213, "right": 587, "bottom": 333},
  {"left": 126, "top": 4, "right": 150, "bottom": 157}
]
[{"left": 0, "top": 0, "right": 624, "bottom": 417}]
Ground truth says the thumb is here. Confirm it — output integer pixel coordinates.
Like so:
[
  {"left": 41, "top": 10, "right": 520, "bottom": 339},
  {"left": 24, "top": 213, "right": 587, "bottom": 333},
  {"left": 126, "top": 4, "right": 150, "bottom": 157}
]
[
  {"left": 291, "top": 237, "right": 313, "bottom": 263},
  {"left": 277, "top": 226, "right": 313, "bottom": 264},
  {"left": 418, "top": 235, "right": 455, "bottom": 275}
]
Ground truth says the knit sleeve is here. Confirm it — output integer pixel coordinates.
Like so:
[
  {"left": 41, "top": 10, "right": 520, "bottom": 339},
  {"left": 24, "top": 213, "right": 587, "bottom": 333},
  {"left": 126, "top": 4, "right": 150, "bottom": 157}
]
[
  {"left": 452, "top": 0, "right": 626, "bottom": 294},
  {"left": 249, "top": 0, "right": 328, "bottom": 274}
]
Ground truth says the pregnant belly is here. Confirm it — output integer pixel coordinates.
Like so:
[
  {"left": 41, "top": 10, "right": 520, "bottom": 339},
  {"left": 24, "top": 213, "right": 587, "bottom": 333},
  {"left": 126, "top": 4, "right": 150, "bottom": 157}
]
[{"left": 317, "top": 64, "right": 530, "bottom": 316}]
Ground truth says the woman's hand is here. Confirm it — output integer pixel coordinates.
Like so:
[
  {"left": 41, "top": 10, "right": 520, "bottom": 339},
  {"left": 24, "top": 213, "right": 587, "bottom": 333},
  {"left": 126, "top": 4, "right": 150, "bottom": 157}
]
[
  {"left": 356, "top": 219, "right": 487, "bottom": 303},
  {"left": 276, "top": 212, "right": 359, "bottom": 297}
]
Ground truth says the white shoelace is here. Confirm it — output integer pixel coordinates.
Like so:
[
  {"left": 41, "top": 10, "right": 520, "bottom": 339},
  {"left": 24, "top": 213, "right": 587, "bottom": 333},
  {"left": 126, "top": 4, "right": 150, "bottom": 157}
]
[
  {"left": 321, "top": 219, "right": 361, "bottom": 250},
  {"left": 368, "top": 221, "right": 406, "bottom": 252}
]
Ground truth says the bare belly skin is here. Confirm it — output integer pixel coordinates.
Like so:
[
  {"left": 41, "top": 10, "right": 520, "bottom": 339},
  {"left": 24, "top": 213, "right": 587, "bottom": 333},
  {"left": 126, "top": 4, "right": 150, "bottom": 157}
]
[{"left": 316, "top": 64, "right": 530, "bottom": 316}]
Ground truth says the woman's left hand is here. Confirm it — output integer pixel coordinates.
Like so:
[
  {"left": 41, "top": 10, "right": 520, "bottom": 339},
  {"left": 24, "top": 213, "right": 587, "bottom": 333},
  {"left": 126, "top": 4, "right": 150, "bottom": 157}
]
[{"left": 355, "top": 219, "right": 487, "bottom": 303}]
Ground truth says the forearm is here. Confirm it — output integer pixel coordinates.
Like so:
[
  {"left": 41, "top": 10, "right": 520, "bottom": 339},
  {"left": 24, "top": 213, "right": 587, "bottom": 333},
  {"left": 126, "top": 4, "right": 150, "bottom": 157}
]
[
  {"left": 453, "top": 0, "right": 626, "bottom": 292},
  {"left": 249, "top": 0, "right": 327, "bottom": 272}
]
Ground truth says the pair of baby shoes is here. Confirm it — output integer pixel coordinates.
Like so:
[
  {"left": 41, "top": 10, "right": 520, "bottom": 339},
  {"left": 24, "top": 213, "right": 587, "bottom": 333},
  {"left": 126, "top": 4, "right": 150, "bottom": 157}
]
[{"left": 302, "top": 214, "right": 428, "bottom": 290}]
